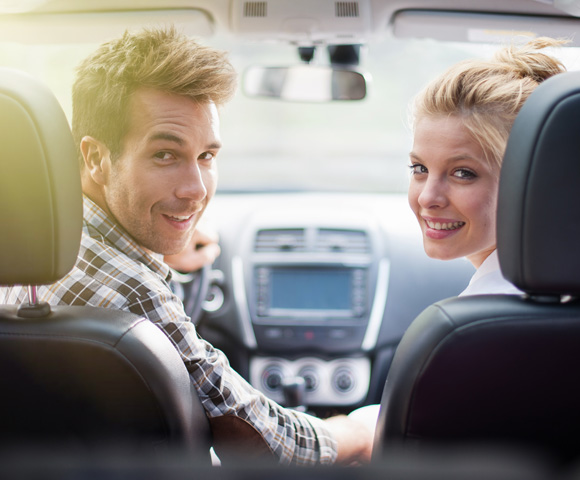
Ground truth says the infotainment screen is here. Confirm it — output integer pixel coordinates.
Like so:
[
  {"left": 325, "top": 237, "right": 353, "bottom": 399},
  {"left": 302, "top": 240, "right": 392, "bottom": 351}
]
[{"left": 269, "top": 267, "right": 352, "bottom": 311}]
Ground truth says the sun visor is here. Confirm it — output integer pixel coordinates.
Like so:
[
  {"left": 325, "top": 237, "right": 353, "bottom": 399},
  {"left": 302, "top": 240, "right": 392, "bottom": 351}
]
[
  {"left": 0, "top": 9, "right": 214, "bottom": 44},
  {"left": 393, "top": 10, "right": 580, "bottom": 46}
]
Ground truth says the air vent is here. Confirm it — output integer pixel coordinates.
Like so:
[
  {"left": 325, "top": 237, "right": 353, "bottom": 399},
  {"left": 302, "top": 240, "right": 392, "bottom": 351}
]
[
  {"left": 316, "top": 229, "right": 369, "bottom": 253},
  {"left": 255, "top": 229, "right": 306, "bottom": 252},
  {"left": 244, "top": 1, "right": 267, "bottom": 17},
  {"left": 335, "top": 1, "right": 359, "bottom": 17}
]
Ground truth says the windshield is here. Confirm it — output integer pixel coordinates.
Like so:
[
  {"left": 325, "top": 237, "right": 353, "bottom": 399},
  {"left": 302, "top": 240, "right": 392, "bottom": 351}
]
[{"left": 2, "top": 33, "right": 579, "bottom": 193}]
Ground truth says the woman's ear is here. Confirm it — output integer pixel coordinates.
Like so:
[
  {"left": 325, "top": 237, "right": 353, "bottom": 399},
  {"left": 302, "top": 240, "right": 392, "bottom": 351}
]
[{"left": 80, "top": 136, "right": 111, "bottom": 186}]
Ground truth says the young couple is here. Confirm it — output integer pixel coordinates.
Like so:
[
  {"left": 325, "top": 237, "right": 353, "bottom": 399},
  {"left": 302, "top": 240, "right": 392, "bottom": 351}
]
[{"left": 0, "top": 26, "right": 566, "bottom": 465}]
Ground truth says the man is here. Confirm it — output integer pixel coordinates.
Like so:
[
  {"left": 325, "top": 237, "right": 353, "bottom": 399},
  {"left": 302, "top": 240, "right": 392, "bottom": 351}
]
[{"left": 0, "top": 27, "right": 372, "bottom": 465}]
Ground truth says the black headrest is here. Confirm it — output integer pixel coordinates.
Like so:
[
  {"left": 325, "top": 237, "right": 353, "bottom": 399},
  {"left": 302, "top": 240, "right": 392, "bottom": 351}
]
[
  {"left": 0, "top": 68, "right": 82, "bottom": 286},
  {"left": 498, "top": 70, "right": 580, "bottom": 296}
]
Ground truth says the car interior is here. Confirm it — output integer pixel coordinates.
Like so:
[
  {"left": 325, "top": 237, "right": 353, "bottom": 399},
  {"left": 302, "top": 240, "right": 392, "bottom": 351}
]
[{"left": 1, "top": 0, "right": 580, "bottom": 478}]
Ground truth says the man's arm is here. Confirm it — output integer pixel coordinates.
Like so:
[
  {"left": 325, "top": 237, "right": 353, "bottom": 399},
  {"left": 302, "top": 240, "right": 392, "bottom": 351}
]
[{"left": 164, "top": 225, "right": 221, "bottom": 272}]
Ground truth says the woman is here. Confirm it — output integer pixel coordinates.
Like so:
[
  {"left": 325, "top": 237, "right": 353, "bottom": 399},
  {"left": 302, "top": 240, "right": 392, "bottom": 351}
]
[{"left": 408, "top": 37, "right": 567, "bottom": 296}]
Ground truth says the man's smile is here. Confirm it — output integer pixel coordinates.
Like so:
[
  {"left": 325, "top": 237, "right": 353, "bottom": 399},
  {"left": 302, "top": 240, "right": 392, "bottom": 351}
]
[
  {"left": 165, "top": 213, "right": 194, "bottom": 222},
  {"left": 162, "top": 213, "right": 197, "bottom": 231}
]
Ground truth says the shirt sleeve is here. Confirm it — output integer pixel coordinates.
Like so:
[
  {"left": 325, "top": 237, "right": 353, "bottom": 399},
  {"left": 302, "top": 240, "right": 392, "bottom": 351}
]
[{"left": 126, "top": 285, "right": 338, "bottom": 465}]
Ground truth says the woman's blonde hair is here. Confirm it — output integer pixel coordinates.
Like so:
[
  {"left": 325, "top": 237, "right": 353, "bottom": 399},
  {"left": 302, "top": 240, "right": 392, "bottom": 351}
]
[{"left": 412, "top": 37, "right": 567, "bottom": 169}]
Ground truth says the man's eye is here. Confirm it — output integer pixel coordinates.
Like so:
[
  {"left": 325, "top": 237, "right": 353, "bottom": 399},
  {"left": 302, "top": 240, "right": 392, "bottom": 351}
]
[
  {"left": 154, "top": 152, "right": 174, "bottom": 162},
  {"left": 453, "top": 168, "right": 477, "bottom": 179},
  {"left": 409, "top": 163, "right": 427, "bottom": 175},
  {"left": 199, "top": 152, "right": 214, "bottom": 161}
]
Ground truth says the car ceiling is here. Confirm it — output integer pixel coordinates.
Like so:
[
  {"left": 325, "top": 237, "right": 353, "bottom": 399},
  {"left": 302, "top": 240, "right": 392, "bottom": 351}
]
[{"left": 2, "top": 0, "right": 580, "bottom": 46}]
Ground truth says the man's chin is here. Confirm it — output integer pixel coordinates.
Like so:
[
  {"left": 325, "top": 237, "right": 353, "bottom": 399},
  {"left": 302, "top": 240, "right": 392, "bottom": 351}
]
[
  {"left": 130, "top": 223, "right": 195, "bottom": 256},
  {"left": 134, "top": 235, "right": 188, "bottom": 256},
  {"left": 156, "top": 236, "right": 194, "bottom": 257}
]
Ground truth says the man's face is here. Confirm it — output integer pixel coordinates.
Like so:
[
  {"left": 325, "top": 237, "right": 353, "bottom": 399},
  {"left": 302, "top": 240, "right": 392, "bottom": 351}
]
[{"left": 102, "top": 88, "right": 221, "bottom": 255}]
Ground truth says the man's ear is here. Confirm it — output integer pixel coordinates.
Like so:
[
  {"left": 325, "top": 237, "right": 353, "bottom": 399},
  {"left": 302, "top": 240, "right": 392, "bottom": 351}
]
[{"left": 80, "top": 136, "right": 111, "bottom": 186}]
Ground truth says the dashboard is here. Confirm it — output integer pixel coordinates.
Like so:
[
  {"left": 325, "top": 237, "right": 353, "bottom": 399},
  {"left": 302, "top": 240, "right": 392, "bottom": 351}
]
[
  {"left": 193, "top": 192, "right": 474, "bottom": 415},
  {"left": 239, "top": 206, "right": 385, "bottom": 407}
]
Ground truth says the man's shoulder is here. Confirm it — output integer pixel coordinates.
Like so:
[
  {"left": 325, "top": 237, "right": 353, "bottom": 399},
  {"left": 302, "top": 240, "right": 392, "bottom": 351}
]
[
  {"left": 59, "top": 231, "right": 173, "bottom": 307},
  {"left": 91, "top": 229, "right": 164, "bottom": 274}
]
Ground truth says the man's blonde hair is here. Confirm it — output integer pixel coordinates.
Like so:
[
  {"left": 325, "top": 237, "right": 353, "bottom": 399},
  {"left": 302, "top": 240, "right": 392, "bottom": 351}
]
[
  {"left": 72, "top": 26, "right": 237, "bottom": 165},
  {"left": 411, "top": 37, "right": 567, "bottom": 169}
]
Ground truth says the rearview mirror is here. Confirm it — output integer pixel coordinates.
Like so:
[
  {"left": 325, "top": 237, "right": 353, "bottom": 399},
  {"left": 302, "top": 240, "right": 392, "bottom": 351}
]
[{"left": 243, "top": 65, "right": 368, "bottom": 102}]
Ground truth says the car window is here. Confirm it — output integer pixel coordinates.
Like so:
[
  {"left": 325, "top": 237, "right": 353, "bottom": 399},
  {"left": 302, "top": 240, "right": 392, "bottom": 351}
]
[
  {"left": 1, "top": 34, "right": 579, "bottom": 193},
  {"left": 221, "top": 36, "right": 580, "bottom": 194}
]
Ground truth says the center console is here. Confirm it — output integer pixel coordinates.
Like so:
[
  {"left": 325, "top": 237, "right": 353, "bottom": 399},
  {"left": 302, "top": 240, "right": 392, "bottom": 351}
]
[{"left": 232, "top": 209, "right": 389, "bottom": 407}]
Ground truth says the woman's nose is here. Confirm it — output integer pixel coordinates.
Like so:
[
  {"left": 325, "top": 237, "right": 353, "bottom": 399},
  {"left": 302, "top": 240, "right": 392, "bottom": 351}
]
[{"left": 418, "top": 176, "right": 447, "bottom": 209}]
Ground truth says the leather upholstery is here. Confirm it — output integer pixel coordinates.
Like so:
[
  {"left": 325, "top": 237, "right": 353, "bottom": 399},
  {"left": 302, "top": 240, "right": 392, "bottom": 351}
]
[
  {"left": 0, "top": 305, "right": 210, "bottom": 453},
  {"left": 0, "top": 68, "right": 210, "bottom": 459},
  {"left": 0, "top": 67, "right": 81, "bottom": 286},
  {"left": 373, "top": 71, "right": 580, "bottom": 463},
  {"left": 498, "top": 71, "right": 580, "bottom": 295}
]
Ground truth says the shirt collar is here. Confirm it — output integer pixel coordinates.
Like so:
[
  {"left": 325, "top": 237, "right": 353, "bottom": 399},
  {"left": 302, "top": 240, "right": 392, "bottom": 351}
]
[
  {"left": 82, "top": 195, "right": 172, "bottom": 281},
  {"left": 471, "top": 249, "right": 500, "bottom": 282}
]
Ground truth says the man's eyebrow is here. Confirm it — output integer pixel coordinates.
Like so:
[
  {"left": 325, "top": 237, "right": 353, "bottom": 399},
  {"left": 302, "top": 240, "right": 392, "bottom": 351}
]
[
  {"left": 148, "top": 133, "right": 222, "bottom": 150},
  {"left": 149, "top": 132, "right": 184, "bottom": 145}
]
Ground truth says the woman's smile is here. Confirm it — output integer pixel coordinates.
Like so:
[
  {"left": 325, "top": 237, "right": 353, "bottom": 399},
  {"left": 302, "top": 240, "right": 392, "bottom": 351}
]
[{"left": 423, "top": 217, "right": 466, "bottom": 239}]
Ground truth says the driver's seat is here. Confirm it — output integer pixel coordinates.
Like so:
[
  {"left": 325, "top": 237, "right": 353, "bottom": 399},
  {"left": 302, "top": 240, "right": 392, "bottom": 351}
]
[
  {"left": 0, "top": 67, "right": 210, "bottom": 458},
  {"left": 373, "top": 70, "right": 580, "bottom": 464}
]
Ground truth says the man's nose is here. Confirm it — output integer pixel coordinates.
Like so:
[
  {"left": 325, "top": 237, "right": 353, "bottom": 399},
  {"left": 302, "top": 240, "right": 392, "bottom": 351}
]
[{"left": 175, "top": 162, "right": 207, "bottom": 201}]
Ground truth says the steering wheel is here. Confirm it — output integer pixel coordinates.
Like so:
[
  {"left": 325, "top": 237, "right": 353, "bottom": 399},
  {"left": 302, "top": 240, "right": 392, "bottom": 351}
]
[{"left": 170, "top": 264, "right": 212, "bottom": 325}]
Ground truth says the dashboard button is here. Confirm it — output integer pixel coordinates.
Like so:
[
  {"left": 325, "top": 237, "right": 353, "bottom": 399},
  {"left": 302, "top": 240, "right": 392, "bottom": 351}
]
[
  {"left": 328, "top": 328, "right": 347, "bottom": 339},
  {"left": 264, "top": 328, "right": 283, "bottom": 339}
]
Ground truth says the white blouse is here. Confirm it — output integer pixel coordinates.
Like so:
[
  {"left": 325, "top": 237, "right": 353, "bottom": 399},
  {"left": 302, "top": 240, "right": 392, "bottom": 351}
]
[{"left": 459, "top": 250, "right": 523, "bottom": 297}]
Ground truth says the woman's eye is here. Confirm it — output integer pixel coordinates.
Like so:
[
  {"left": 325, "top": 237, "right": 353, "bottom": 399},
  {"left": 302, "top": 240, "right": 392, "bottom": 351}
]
[
  {"left": 409, "top": 163, "right": 427, "bottom": 175},
  {"left": 453, "top": 168, "right": 477, "bottom": 179}
]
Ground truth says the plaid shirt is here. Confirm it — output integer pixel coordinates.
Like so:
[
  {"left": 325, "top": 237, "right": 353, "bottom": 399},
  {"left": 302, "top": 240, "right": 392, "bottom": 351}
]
[{"left": 0, "top": 196, "right": 337, "bottom": 465}]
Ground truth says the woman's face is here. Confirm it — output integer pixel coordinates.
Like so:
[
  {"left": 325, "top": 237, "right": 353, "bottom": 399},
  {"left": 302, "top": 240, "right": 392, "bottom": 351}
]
[{"left": 408, "top": 115, "right": 501, "bottom": 269}]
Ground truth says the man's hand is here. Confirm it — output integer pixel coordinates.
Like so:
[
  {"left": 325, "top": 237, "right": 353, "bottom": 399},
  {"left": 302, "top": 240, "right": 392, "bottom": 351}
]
[
  {"left": 324, "top": 414, "right": 375, "bottom": 465},
  {"left": 164, "top": 225, "right": 221, "bottom": 273}
]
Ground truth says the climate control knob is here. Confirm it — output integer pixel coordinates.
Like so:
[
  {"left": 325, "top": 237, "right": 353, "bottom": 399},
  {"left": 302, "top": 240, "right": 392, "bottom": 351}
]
[
  {"left": 298, "top": 366, "right": 319, "bottom": 392},
  {"left": 332, "top": 367, "right": 355, "bottom": 393},
  {"left": 262, "top": 365, "right": 284, "bottom": 392}
]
